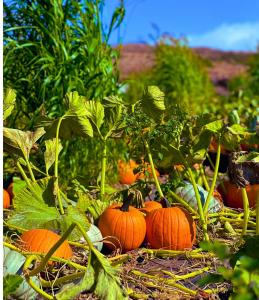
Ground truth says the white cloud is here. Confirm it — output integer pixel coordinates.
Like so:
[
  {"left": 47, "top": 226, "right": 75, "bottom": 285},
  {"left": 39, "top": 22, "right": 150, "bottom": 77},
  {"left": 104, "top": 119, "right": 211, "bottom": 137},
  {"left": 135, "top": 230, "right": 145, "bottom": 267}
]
[{"left": 188, "top": 22, "right": 259, "bottom": 51}]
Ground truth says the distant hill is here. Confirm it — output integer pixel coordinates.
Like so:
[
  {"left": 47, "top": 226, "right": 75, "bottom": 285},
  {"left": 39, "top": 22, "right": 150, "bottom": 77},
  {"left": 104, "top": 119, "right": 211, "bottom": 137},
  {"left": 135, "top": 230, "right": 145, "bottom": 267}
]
[{"left": 117, "top": 44, "right": 254, "bottom": 95}]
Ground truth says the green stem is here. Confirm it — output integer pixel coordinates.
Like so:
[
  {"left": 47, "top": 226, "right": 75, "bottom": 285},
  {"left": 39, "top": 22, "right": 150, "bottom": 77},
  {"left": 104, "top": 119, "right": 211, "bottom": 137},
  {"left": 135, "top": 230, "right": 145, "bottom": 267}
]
[
  {"left": 203, "top": 142, "right": 221, "bottom": 215},
  {"left": 144, "top": 139, "right": 164, "bottom": 198},
  {"left": 200, "top": 166, "right": 210, "bottom": 192},
  {"left": 187, "top": 167, "right": 209, "bottom": 242},
  {"left": 25, "top": 223, "right": 76, "bottom": 277},
  {"left": 24, "top": 156, "right": 36, "bottom": 182},
  {"left": 256, "top": 191, "right": 259, "bottom": 235},
  {"left": 168, "top": 190, "right": 197, "bottom": 216},
  {"left": 100, "top": 139, "right": 107, "bottom": 201},
  {"left": 40, "top": 272, "right": 84, "bottom": 287},
  {"left": 55, "top": 116, "right": 64, "bottom": 215},
  {"left": 23, "top": 257, "right": 54, "bottom": 300},
  {"left": 17, "top": 161, "right": 32, "bottom": 189},
  {"left": 241, "top": 188, "right": 250, "bottom": 237}
]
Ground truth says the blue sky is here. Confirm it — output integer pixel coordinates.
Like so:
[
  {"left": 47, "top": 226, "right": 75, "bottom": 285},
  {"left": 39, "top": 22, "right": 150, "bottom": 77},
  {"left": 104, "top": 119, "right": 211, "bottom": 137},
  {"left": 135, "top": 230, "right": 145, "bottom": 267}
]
[{"left": 102, "top": 0, "right": 259, "bottom": 51}]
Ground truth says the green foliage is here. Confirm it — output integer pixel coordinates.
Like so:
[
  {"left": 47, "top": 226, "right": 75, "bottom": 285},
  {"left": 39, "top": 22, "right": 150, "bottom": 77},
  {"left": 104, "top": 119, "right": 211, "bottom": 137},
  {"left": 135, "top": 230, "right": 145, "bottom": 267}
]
[
  {"left": 199, "top": 237, "right": 259, "bottom": 300},
  {"left": 124, "top": 37, "right": 214, "bottom": 115},
  {"left": 248, "top": 51, "right": 259, "bottom": 96},
  {"left": 3, "top": 0, "right": 126, "bottom": 181},
  {"left": 3, "top": 274, "right": 23, "bottom": 298}
]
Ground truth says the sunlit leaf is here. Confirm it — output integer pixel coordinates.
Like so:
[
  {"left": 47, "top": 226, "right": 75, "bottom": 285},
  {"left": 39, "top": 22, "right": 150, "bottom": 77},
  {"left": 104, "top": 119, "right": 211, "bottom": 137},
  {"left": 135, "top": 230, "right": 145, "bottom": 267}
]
[
  {"left": 85, "top": 100, "right": 105, "bottom": 130},
  {"left": 204, "top": 120, "right": 224, "bottom": 133},
  {"left": 3, "top": 88, "right": 16, "bottom": 121},
  {"left": 141, "top": 86, "right": 165, "bottom": 122},
  {"left": 7, "top": 177, "right": 60, "bottom": 230},
  {"left": 44, "top": 138, "right": 63, "bottom": 174},
  {"left": 3, "top": 127, "right": 45, "bottom": 159}
]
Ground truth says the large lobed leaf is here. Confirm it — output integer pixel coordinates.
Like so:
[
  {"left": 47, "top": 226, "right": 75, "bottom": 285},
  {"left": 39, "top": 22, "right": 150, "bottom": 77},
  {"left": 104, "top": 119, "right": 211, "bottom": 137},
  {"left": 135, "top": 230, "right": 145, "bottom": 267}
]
[
  {"left": 7, "top": 177, "right": 60, "bottom": 230},
  {"left": 3, "top": 127, "right": 45, "bottom": 159}
]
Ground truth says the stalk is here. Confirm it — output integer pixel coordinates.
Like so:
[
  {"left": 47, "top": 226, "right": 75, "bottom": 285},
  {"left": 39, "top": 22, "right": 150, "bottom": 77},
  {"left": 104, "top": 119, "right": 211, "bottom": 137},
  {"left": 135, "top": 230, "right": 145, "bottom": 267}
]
[
  {"left": 203, "top": 142, "right": 221, "bottom": 215},
  {"left": 17, "top": 161, "right": 32, "bottom": 189},
  {"left": 200, "top": 166, "right": 210, "bottom": 191},
  {"left": 54, "top": 116, "right": 64, "bottom": 215},
  {"left": 256, "top": 191, "right": 259, "bottom": 235},
  {"left": 187, "top": 167, "right": 209, "bottom": 241},
  {"left": 241, "top": 188, "right": 250, "bottom": 236},
  {"left": 168, "top": 190, "right": 197, "bottom": 216},
  {"left": 24, "top": 156, "right": 36, "bottom": 182},
  {"left": 100, "top": 139, "right": 107, "bottom": 201},
  {"left": 143, "top": 139, "right": 164, "bottom": 198}
]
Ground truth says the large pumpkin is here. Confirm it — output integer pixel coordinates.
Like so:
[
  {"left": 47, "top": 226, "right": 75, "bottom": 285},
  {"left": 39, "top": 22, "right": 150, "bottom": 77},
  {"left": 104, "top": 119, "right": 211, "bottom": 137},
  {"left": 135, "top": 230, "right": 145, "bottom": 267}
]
[
  {"left": 219, "top": 181, "right": 259, "bottom": 209},
  {"left": 98, "top": 203, "right": 146, "bottom": 252},
  {"left": 20, "top": 229, "right": 73, "bottom": 259},
  {"left": 3, "top": 189, "right": 11, "bottom": 209},
  {"left": 145, "top": 207, "right": 196, "bottom": 250},
  {"left": 118, "top": 159, "right": 139, "bottom": 184}
]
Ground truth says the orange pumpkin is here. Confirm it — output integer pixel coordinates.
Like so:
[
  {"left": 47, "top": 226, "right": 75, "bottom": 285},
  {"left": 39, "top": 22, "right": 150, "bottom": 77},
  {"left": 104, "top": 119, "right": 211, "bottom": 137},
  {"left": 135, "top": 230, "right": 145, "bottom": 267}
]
[
  {"left": 98, "top": 203, "right": 146, "bottom": 252},
  {"left": 219, "top": 181, "right": 259, "bottom": 209},
  {"left": 209, "top": 137, "right": 227, "bottom": 154},
  {"left": 20, "top": 229, "right": 73, "bottom": 259},
  {"left": 146, "top": 207, "right": 196, "bottom": 250},
  {"left": 3, "top": 189, "right": 11, "bottom": 209},
  {"left": 118, "top": 159, "right": 139, "bottom": 184},
  {"left": 139, "top": 201, "right": 162, "bottom": 215}
]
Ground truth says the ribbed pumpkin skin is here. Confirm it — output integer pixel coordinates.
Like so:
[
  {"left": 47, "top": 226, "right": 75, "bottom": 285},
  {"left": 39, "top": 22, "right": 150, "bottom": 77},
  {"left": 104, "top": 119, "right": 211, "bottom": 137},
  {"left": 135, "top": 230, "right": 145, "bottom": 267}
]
[
  {"left": 20, "top": 229, "right": 73, "bottom": 259},
  {"left": 139, "top": 201, "right": 162, "bottom": 214},
  {"left": 3, "top": 189, "right": 11, "bottom": 209},
  {"left": 98, "top": 204, "right": 146, "bottom": 252},
  {"left": 146, "top": 207, "right": 196, "bottom": 250},
  {"left": 219, "top": 181, "right": 259, "bottom": 208}
]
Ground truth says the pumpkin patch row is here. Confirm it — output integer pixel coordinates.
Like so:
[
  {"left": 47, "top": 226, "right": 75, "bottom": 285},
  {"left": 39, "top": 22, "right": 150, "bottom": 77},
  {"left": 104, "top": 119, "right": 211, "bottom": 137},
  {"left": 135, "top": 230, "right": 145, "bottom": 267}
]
[{"left": 98, "top": 200, "right": 196, "bottom": 253}]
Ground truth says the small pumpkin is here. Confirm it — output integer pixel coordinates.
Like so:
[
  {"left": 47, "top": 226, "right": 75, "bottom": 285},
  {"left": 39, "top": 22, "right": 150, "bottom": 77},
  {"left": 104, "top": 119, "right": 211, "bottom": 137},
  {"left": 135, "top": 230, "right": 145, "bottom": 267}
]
[
  {"left": 20, "top": 229, "right": 73, "bottom": 260},
  {"left": 118, "top": 159, "right": 139, "bottom": 184},
  {"left": 146, "top": 206, "right": 196, "bottom": 250},
  {"left": 3, "top": 189, "right": 11, "bottom": 209},
  {"left": 139, "top": 201, "right": 162, "bottom": 215},
  {"left": 175, "top": 181, "right": 222, "bottom": 213},
  {"left": 218, "top": 181, "right": 259, "bottom": 209},
  {"left": 98, "top": 200, "right": 146, "bottom": 252},
  {"left": 4, "top": 246, "right": 40, "bottom": 299}
]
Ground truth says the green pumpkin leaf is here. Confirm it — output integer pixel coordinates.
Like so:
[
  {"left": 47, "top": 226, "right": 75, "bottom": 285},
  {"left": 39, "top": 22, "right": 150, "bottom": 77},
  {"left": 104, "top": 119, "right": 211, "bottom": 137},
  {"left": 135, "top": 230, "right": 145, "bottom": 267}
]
[
  {"left": 141, "top": 86, "right": 165, "bottom": 122},
  {"left": 56, "top": 266, "right": 95, "bottom": 300},
  {"left": 44, "top": 138, "right": 63, "bottom": 175},
  {"left": 91, "top": 247, "right": 127, "bottom": 300},
  {"left": 85, "top": 100, "right": 105, "bottom": 130},
  {"left": 204, "top": 119, "right": 224, "bottom": 133},
  {"left": 7, "top": 177, "right": 60, "bottom": 230},
  {"left": 59, "top": 206, "right": 90, "bottom": 241},
  {"left": 3, "top": 127, "right": 45, "bottom": 159},
  {"left": 3, "top": 274, "right": 23, "bottom": 297},
  {"left": 3, "top": 88, "right": 16, "bottom": 121}
]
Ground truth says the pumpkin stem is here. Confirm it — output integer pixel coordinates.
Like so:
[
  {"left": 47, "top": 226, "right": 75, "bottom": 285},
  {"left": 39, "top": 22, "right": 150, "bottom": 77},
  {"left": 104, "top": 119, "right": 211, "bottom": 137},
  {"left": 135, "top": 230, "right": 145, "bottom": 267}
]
[
  {"left": 120, "top": 192, "right": 134, "bottom": 212},
  {"left": 160, "top": 197, "right": 170, "bottom": 208}
]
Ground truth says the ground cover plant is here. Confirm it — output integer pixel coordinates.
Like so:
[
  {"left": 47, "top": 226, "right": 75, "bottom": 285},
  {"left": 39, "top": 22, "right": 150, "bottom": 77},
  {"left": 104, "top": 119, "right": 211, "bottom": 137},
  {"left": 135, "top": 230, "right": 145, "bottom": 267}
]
[{"left": 3, "top": 1, "right": 259, "bottom": 299}]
